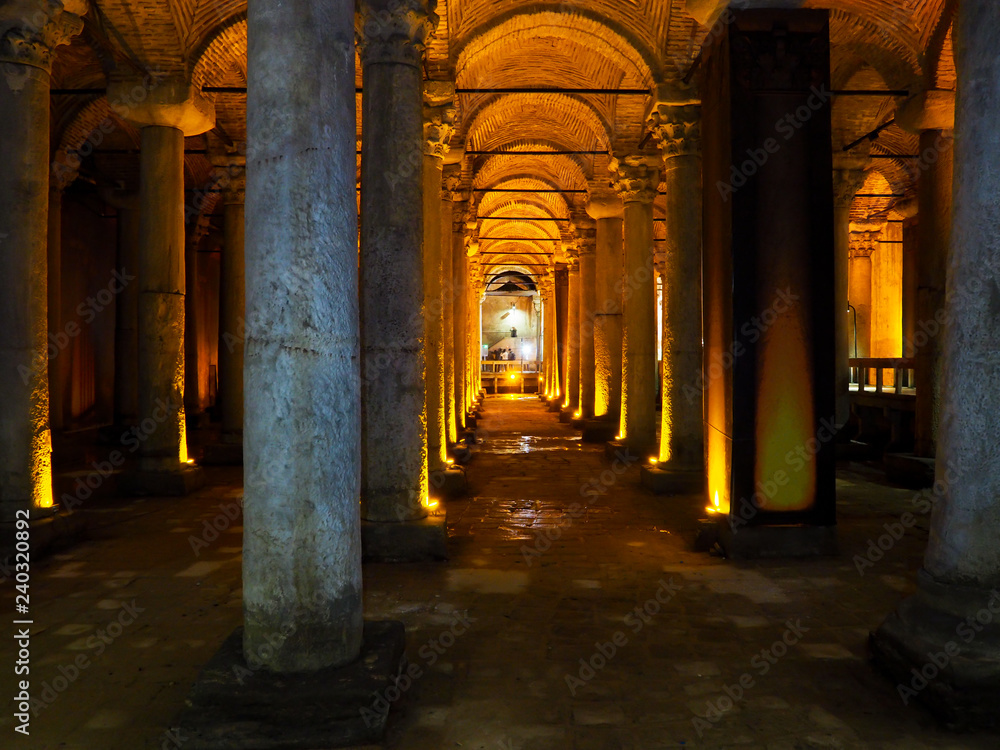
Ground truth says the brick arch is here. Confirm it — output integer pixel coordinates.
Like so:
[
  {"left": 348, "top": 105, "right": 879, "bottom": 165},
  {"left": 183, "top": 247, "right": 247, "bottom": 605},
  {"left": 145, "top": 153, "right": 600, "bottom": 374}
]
[
  {"left": 190, "top": 12, "right": 248, "bottom": 88},
  {"left": 464, "top": 93, "right": 613, "bottom": 154},
  {"left": 454, "top": 8, "right": 659, "bottom": 89},
  {"left": 473, "top": 152, "right": 591, "bottom": 193}
]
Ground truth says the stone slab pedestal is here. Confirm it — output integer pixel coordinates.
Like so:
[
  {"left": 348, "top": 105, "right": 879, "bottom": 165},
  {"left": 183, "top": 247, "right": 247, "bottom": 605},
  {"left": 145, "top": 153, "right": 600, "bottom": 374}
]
[
  {"left": 546, "top": 399, "right": 563, "bottom": 413},
  {"left": 172, "top": 621, "right": 406, "bottom": 749},
  {"left": 430, "top": 466, "right": 467, "bottom": 498},
  {"left": 200, "top": 442, "right": 244, "bottom": 466},
  {"left": 884, "top": 453, "right": 935, "bottom": 488},
  {"left": 558, "top": 408, "right": 575, "bottom": 424},
  {"left": 870, "top": 570, "right": 1000, "bottom": 729},
  {"left": 362, "top": 513, "right": 448, "bottom": 563},
  {"left": 581, "top": 418, "right": 618, "bottom": 443},
  {"left": 118, "top": 465, "right": 205, "bottom": 497},
  {"left": 718, "top": 522, "right": 837, "bottom": 560},
  {"left": 640, "top": 465, "right": 703, "bottom": 495},
  {"left": 604, "top": 441, "right": 642, "bottom": 464}
]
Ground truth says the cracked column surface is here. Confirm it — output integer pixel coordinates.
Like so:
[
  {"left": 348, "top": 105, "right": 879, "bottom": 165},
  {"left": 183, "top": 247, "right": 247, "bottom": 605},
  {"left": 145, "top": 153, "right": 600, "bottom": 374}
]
[
  {"left": 358, "top": 0, "right": 437, "bottom": 522},
  {"left": 649, "top": 95, "right": 704, "bottom": 472},
  {"left": 0, "top": 0, "right": 84, "bottom": 520},
  {"left": 242, "top": 0, "right": 363, "bottom": 670},
  {"left": 613, "top": 156, "right": 660, "bottom": 456}
]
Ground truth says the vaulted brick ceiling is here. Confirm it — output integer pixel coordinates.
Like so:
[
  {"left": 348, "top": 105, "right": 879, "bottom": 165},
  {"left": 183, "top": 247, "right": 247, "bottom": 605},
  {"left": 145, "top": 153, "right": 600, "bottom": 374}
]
[{"left": 51, "top": 0, "right": 956, "bottom": 264}]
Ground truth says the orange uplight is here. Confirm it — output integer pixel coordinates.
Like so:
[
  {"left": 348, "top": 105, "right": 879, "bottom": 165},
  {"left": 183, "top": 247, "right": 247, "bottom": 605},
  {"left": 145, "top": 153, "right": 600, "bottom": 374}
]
[
  {"left": 648, "top": 457, "right": 658, "bottom": 465},
  {"left": 705, "top": 490, "right": 722, "bottom": 515},
  {"left": 422, "top": 496, "right": 440, "bottom": 510}
]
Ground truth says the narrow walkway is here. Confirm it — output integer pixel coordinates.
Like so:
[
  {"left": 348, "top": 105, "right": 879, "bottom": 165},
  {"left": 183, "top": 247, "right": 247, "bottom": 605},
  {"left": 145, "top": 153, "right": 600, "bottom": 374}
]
[{"left": 1, "top": 395, "right": 998, "bottom": 748}]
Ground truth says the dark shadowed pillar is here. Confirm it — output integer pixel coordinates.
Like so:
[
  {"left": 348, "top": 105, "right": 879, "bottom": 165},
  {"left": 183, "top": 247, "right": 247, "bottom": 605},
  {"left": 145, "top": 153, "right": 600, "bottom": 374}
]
[
  {"left": 0, "top": 0, "right": 83, "bottom": 522},
  {"left": 871, "top": 2, "right": 1000, "bottom": 725}
]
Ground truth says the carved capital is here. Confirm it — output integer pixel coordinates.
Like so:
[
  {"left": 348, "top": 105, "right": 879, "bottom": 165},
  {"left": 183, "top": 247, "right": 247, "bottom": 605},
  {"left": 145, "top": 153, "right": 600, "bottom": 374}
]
[
  {"left": 610, "top": 155, "right": 660, "bottom": 204},
  {"left": 647, "top": 103, "right": 701, "bottom": 160},
  {"left": 356, "top": 0, "right": 437, "bottom": 67},
  {"left": 423, "top": 81, "right": 456, "bottom": 158},
  {"left": 849, "top": 230, "right": 880, "bottom": 258},
  {"left": 0, "top": 0, "right": 84, "bottom": 73},
  {"left": 832, "top": 168, "right": 868, "bottom": 209}
]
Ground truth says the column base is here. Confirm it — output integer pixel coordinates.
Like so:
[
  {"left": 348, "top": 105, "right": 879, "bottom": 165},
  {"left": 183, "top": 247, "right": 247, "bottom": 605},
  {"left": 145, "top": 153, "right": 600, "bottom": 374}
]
[
  {"left": 430, "top": 466, "right": 467, "bottom": 498},
  {"left": 361, "top": 513, "right": 448, "bottom": 563},
  {"left": 870, "top": 569, "right": 1000, "bottom": 729},
  {"left": 558, "top": 407, "right": 576, "bottom": 423},
  {"left": 640, "top": 465, "right": 704, "bottom": 495},
  {"left": 464, "top": 414, "right": 478, "bottom": 429},
  {"left": 546, "top": 399, "right": 564, "bottom": 413},
  {"left": 172, "top": 621, "right": 406, "bottom": 749},
  {"left": 718, "top": 521, "right": 838, "bottom": 559},
  {"left": 0, "top": 507, "right": 87, "bottom": 560},
  {"left": 118, "top": 464, "right": 205, "bottom": 497},
  {"left": 200, "top": 442, "right": 244, "bottom": 466},
  {"left": 884, "top": 453, "right": 935, "bottom": 489},
  {"left": 581, "top": 418, "right": 618, "bottom": 443}
]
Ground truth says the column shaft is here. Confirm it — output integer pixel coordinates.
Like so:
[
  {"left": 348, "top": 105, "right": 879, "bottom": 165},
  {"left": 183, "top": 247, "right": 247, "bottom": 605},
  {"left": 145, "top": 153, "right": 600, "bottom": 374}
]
[
  {"left": 659, "top": 153, "right": 703, "bottom": 468},
  {"left": 578, "top": 250, "right": 596, "bottom": 417},
  {"left": 441, "top": 193, "right": 456, "bottom": 445},
  {"left": 832, "top": 169, "right": 866, "bottom": 427},
  {"left": 454, "top": 243, "right": 467, "bottom": 424},
  {"left": 136, "top": 126, "right": 188, "bottom": 468},
  {"left": 565, "top": 265, "right": 580, "bottom": 410},
  {"left": 47, "top": 186, "right": 66, "bottom": 432},
  {"left": 243, "top": 0, "right": 362, "bottom": 670},
  {"left": 114, "top": 204, "right": 140, "bottom": 429},
  {"left": 593, "top": 217, "right": 623, "bottom": 418},
  {"left": 423, "top": 153, "right": 446, "bottom": 473},
  {"left": 219, "top": 187, "right": 245, "bottom": 439}
]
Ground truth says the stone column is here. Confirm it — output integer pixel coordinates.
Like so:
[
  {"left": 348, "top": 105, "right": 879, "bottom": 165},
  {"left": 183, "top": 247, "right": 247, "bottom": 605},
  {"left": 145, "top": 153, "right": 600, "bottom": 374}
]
[
  {"left": 421, "top": 83, "right": 454, "bottom": 477},
  {"left": 108, "top": 77, "right": 214, "bottom": 493},
  {"left": 648, "top": 95, "right": 705, "bottom": 484},
  {"left": 587, "top": 193, "right": 624, "bottom": 423},
  {"left": 915, "top": 129, "right": 953, "bottom": 458},
  {"left": 441, "top": 163, "right": 461, "bottom": 445},
  {"left": 871, "top": 7, "right": 1000, "bottom": 722},
  {"left": 453, "top": 228, "right": 468, "bottom": 429},
  {"left": 562, "top": 257, "right": 580, "bottom": 415},
  {"left": 832, "top": 165, "right": 868, "bottom": 429},
  {"left": 240, "top": 0, "right": 363, "bottom": 670},
  {"left": 358, "top": 0, "right": 437, "bottom": 530},
  {"left": 543, "top": 277, "right": 558, "bottom": 401},
  {"left": 577, "top": 231, "right": 597, "bottom": 419},
  {"left": 612, "top": 156, "right": 660, "bottom": 456},
  {"left": 848, "top": 230, "right": 877, "bottom": 362},
  {"left": 0, "top": 0, "right": 83, "bottom": 521},
  {"left": 206, "top": 154, "right": 246, "bottom": 461},
  {"left": 47, "top": 172, "right": 75, "bottom": 433}
]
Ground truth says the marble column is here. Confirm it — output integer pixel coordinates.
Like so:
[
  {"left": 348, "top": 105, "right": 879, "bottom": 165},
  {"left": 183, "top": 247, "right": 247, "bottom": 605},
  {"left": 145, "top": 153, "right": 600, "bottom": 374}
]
[
  {"left": 241, "top": 0, "right": 362, "bottom": 670},
  {"left": 587, "top": 194, "right": 624, "bottom": 422},
  {"left": 648, "top": 96, "right": 705, "bottom": 479},
  {"left": 453, "top": 229, "right": 468, "bottom": 428},
  {"left": 421, "top": 84, "right": 454, "bottom": 476},
  {"left": 543, "top": 278, "right": 559, "bottom": 401},
  {"left": 832, "top": 165, "right": 868, "bottom": 429},
  {"left": 217, "top": 156, "right": 246, "bottom": 446},
  {"left": 577, "top": 231, "right": 597, "bottom": 419},
  {"left": 108, "top": 77, "right": 214, "bottom": 492},
  {"left": 563, "top": 258, "right": 580, "bottom": 413},
  {"left": 848, "top": 231, "right": 877, "bottom": 362},
  {"left": 0, "top": 0, "right": 83, "bottom": 520},
  {"left": 358, "top": 0, "right": 436, "bottom": 523},
  {"left": 612, "top": 156, "right": 660, "bottom": 456},
  {"left": 441, "top": 163, "right": 461, "bottom": 445},
  {"left": 872, "top": 4, "right": 1000, "bottom": 722},
  {"left": 914, "top": 129, "right": 954, "bottom": 458}
]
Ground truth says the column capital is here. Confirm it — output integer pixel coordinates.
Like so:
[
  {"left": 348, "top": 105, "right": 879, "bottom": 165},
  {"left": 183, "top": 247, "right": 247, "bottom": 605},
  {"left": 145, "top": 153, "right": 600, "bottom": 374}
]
[
  {"left": 424, "top": 81, "right": 456, "bottom": 159},
  {"left": 896, "top": 89, "right": 955, "bottom": 134},
  {"left": 849, "top": 229, "right": 880, "bottom": 258},
  {"left": 647, "top": 96, "right": 702, "bottom": 160},
  {"left": 210, "top": 148, "right": 246, "bottom": 205},
  {"left": 106, "top": 76, "right": 215, "bottom": 136},
  {"left": 832, "top": 168, "right": 868, "bottom": 209},
  {"left": 586, "top": 190, "right": 623, "bottom": 220},
  {"left": 0, "top": 0, "right": 84, "bottom": 72},
  {"left": 610, "top": 155, "right": 660, "bottom": 204},
  {"left": 356, "top": 0, "right": 437, "bottom": 68}
]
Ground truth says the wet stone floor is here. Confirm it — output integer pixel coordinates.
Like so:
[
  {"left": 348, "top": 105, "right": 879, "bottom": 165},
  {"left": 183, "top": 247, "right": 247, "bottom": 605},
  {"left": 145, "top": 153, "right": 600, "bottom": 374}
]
[{"left": 2, "top": 394, "right": 1000, "bottom": 749}]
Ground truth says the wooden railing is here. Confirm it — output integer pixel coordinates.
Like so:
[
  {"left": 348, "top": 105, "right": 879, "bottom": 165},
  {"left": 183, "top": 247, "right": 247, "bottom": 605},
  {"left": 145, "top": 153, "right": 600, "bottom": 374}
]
[{"left": 849, "top": 357, "right": 915, "bottom": 395}]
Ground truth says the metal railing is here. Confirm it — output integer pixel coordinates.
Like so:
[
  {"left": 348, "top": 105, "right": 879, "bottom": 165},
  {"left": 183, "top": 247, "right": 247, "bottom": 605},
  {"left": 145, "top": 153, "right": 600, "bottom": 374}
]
[{"left": 481, "top": 360, "right": 541, "bottom": 373}]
